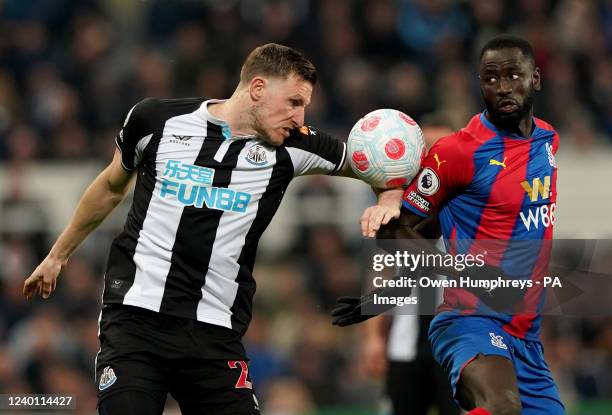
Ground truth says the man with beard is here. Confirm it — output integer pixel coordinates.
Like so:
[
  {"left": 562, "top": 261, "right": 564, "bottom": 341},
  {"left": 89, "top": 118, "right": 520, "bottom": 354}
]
[
  {"left": 23, "top": 43, "right": 373, "bottom": 414},
  {"left": 338, "top": 36, "right": 563, "bottom": 415}
]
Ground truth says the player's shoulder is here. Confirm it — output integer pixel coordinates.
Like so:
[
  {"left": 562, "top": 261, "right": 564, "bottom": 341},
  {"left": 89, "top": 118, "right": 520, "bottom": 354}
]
[
  {"left": 533, "top": 116, "right": 557, "bottom": 133},
  {"left": 534, "top": 116, "right": 560, "bottom": 150},
  {"left": 428, "top": 130, "right": 473, "bottom": 162},
  {"left": 125, "top": 97, "right": 206, "bottom": 129},
  {"left": 132, "top": 97, "right": 206, "bottom": 116}
]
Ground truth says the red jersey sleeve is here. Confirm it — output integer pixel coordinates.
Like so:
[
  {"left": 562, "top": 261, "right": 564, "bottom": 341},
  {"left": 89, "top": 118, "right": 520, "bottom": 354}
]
[{"left": 402, "top": 132, "right": 473, "bottom": 217}]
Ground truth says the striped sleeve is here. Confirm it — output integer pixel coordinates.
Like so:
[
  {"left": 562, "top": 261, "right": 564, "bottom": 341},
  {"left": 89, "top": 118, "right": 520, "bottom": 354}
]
[
  {"left": 115, "top": 98, "right": 159, "bottom": 171},
  {"left": 283, "top": 126, "right": 347, "bottom": 176}
]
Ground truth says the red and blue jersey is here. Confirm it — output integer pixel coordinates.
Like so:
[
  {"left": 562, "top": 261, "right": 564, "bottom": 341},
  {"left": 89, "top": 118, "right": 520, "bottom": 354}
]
[{"left": 402, "top": 112, "right": 559, "bottom": 341}]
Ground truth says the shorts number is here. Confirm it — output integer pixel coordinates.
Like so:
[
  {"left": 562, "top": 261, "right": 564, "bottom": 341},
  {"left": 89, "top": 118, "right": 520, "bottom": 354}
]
[{"left": 228, "top": 360, "right": 252, "bottom": 389}]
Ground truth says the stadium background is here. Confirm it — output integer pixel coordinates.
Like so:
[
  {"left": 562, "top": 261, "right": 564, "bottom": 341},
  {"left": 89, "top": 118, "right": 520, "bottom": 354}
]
[{"left": 0, "top": 0, "right": 611, "bottom": 414}]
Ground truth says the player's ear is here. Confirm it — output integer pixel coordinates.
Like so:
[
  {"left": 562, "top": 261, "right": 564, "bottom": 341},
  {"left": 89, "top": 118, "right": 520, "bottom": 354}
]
[
  {"left": 532, "top": 66, "right": 541, "bottom": 92},
  {"left": 249, "top": 77, "right": 266, "bottom": 102}
]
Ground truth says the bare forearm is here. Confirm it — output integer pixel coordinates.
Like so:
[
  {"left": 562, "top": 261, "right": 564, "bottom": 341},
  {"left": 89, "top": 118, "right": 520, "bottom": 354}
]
[
  {"left": 376, "top": 188, "right": 402, "bottom": 207},
  {"left": 48, "top": 168, "right": 130, "bottom": 263},
  {"left": 363, "top": 314, "right": 391, "bottom": 338}
]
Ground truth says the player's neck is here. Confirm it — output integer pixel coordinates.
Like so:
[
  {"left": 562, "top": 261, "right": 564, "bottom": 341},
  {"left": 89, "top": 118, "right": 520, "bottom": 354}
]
[
  {"left": 516, "top": 116, "right": 534, "bottom": 138},
  {"left": 486, "top": 110, "right": 534, "bottom": 138},
  {"left": 207, "top": 93, "right": 257, "bottom": 137}
]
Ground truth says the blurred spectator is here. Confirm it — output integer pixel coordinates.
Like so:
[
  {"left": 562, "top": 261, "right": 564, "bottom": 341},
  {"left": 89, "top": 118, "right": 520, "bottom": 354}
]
[
  {"left": 244, "top": 315, "right": 288, "bottom": 394},
  {"left": 264, "top": 378, "right": 315, "bottom": 415},
  {"left": 397, "top": 0, "right": 470, "bottom": 60}
]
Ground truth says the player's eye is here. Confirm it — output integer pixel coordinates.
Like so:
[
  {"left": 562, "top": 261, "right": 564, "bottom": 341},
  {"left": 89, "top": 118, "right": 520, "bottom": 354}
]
[
  {"left": 511, "top": 73, "right": 520, "bottom": 80},
  {"left": 487, "top": 77, "right": 497, "bottom": 84}
]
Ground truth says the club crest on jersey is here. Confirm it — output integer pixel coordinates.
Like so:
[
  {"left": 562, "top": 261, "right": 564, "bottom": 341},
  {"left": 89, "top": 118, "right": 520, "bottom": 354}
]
[
  {"left": 246, "top": 145, "right": 268, "bottom": 166},
  {"left": 417, "top": 168, "right": 440, "bottom": 196},
  {"left": 99, "top": 366, "right": 117, "bottom": 391},
  {"left": 489, "top": 333, "right": 508, "bottom": 350},
  {"left": 546, "top": 142, "right": 557, "bottom": 168}
]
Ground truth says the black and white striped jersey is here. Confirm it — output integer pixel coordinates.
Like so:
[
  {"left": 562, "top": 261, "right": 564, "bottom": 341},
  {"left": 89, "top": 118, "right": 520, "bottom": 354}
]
[{"left": 103, "top": 97, "right": 347, "bottom": 335}]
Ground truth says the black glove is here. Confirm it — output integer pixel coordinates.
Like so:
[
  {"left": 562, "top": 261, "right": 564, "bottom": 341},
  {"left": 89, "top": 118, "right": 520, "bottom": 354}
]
[
  {"left": 331, "top": 296, "right": 373, "bottom": 327},
  {"left": 331, "top": 284, "right": 412, "bottom": 327}
]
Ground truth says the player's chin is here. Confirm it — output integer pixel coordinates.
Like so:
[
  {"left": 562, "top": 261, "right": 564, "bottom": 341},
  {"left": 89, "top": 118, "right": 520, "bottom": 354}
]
[
  {"left": 265, "top": 130, "right": 289, "bottom": 146},
  {"left": 492, "top": 109, "right": 522, "bottom": 126}
]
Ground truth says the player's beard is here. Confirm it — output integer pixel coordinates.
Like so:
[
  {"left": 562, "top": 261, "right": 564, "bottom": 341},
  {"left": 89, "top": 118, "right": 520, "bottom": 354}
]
[
  {"left": 486, "top": 89, "right": 535, "bottom": 132},
  {"left": 250, "top": 104, "right": 275, "bottom": 145}
]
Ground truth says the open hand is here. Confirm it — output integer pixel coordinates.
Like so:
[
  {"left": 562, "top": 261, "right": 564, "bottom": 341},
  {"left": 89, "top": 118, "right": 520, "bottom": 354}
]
[{"left": 23, "top": 256, "right": 63, "bottom": 300}]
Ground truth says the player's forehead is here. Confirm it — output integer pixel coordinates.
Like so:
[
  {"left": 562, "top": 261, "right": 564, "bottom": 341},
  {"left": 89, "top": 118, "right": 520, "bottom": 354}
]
[
  {"left": 480, "top": 48, "right": 531, "bottom": 71},
  {"left": 275, "top": 73, "right": 313, "bottom": 103}
]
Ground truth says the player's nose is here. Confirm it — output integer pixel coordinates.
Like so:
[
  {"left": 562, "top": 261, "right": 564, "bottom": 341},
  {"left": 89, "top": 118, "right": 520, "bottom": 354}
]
[
  {"left": 291, "top": 107, "right": 305, "bottom": 127},
  {"left": 498, "top": 78, "right": 513, "bottom": 95}
]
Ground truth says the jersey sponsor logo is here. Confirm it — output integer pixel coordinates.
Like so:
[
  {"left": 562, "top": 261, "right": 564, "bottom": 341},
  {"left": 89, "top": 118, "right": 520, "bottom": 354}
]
[
  {"left": 433, "top": 153, "right": 446, "bottom": 170},
  {"left": 406, "top": 190, "right": 430, "bottom": 213},
  {"left": 160, "top": 160, "right": 252, "bottom": 213},
  {"left": 489, "top": 157, "right": 507, "bottom": 169},
  {"left": 99, "top": 366, "right": 117, "bottom": 391},
  {"left": 489, "top": 333, "right": 508, "bottom": 350},
  {"left": 245, "top": 145, "right": 269, "bottom": 166},
  {"left": 417, "top": 168, "right": 439, "bottom": 196},
  {"left": 164, "top": 160, "right": 214, "bottom": 184},
  {"left": 546, "top": 142, "right": 557, "bottom": 168},
  {"left": 520, "top": 202, "right": 556, "bottom": 231},
  {"left": 521, "top": 176, "right": 551, "bottom": 202}
]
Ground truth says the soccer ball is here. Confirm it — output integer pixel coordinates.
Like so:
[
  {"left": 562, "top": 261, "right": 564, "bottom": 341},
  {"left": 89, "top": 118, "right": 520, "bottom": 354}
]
[{"left": 347, "top": 109, "right": 425, "bottom": 189}]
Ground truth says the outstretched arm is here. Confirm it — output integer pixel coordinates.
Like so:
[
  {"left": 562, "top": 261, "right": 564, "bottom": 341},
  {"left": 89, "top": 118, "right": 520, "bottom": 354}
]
[
  {"left": 331, "top": 190, "right": 439, "bottom": 326},
  {"left": 335, "top": 155, "right": 358, "bottom": 179},
  {"left": 23, "top": 149, "right": 134, "bottom": 299}
]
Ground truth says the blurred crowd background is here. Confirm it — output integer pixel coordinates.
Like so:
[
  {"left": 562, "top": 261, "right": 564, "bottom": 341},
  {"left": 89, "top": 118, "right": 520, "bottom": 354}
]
[{"left": 0, "top": 0, "right": 611, "bottom": 414}]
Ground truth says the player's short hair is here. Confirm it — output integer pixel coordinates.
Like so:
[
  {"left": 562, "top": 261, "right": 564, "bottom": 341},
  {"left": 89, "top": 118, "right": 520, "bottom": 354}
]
[
  {"left": 479, "top": 35, "right": 535, "bottom": 66},
  {"left": 240, "top": 43, "right": 317, "bottom": 86}
]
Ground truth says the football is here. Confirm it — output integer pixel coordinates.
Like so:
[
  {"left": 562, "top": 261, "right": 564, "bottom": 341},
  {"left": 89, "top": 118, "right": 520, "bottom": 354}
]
[{"left": 347, "top": 109, "right": 426, "bottom": 189}]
